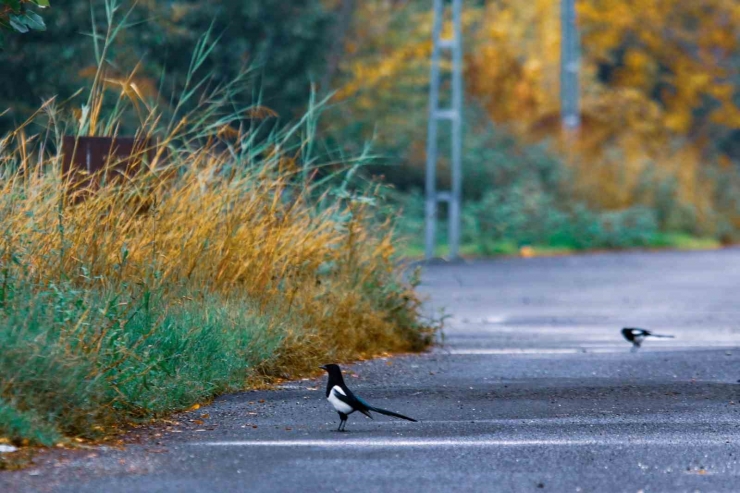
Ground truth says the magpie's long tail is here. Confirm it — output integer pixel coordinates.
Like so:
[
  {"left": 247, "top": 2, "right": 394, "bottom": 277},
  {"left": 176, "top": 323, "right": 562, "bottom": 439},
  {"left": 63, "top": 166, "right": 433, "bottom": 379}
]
[
  {"left": 367, "top": 405, "right": 417, "bottom": 422},
  {"left": 649, "top": 334, "right": 675, "bottom": 338}
]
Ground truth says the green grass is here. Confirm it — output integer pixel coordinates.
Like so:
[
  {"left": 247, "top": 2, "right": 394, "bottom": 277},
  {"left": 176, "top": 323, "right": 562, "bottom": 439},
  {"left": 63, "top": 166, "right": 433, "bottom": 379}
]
[
  {"left": 647, "top": 233, "right": 722, "bottom": 251},
  {"left": 399, "top": 233, "right": 721, "bottom": 260},
  {"left": 0, "top": 283, "right": 286, "bottom": 447}
]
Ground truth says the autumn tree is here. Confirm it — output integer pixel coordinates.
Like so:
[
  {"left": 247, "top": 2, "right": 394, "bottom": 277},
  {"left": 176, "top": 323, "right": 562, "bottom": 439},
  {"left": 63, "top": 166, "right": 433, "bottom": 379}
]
[{"left": 327, "top": 0, "right": 740, "bottom": 232}]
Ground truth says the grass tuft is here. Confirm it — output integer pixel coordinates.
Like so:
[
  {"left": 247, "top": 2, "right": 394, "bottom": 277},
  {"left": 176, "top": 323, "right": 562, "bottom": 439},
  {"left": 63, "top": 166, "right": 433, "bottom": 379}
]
[{"left": 0, "top": 8, "right": 433, "bottom": 446}]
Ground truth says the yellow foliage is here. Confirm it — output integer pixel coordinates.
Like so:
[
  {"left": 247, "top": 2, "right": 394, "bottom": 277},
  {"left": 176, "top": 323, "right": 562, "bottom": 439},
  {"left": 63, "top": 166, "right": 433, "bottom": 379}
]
[
  {"left": 334, "top": 0, "right": 740, "bottom": 224},
  {"left": 0, "top": 121, "right": 432, "bottom": 381}
]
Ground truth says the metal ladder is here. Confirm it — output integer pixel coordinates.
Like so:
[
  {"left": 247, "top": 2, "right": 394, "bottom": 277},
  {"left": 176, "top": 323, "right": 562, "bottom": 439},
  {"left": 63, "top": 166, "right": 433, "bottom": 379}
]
[{"left": 425, "top": 0, "right": 463, "bottom": 260}]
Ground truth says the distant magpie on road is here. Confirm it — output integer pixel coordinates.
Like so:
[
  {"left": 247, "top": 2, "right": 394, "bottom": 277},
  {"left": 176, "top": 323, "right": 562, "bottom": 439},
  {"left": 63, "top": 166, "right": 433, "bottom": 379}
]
[
  {"left": 320, "top": 364, "right": 418, "bottom": 432},
  {"left": 621, "top": 327, "right": 674, "bottom": 352}
]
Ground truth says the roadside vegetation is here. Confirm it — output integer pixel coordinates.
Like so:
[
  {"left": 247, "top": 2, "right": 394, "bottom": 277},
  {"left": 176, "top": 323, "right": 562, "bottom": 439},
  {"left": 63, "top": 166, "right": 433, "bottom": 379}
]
[
  {"left": 391, "top": 109, "right": 733, "bottom": 257},
  {"left": 0, "top": 12, "right": 433, "bottom": 449}
]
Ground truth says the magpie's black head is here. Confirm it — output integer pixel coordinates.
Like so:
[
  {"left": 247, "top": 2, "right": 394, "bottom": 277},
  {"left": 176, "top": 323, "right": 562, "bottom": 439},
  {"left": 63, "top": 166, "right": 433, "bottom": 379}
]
[
  {"left": 320, "top": 364, "right": 342, "bottom": 375},
  {"left": 320, "top": 364, "right": 346, "bottom": 387}
]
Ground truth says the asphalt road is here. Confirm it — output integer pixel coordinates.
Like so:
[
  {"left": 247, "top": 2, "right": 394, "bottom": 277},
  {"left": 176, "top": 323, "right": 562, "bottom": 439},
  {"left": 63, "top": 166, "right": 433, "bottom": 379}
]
[{"left": 4, "top": 249, "right": 740, "bottom": 492}]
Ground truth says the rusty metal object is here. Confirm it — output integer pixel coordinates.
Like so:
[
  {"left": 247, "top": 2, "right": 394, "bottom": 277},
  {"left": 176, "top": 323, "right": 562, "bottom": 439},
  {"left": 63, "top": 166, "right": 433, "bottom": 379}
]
[{"left": 61, "top": 136, "right": 155, "bottom": 201}]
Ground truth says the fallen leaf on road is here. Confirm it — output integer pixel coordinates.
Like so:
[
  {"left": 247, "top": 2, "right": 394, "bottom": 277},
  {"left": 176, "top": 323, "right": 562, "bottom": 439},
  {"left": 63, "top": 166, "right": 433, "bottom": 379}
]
[
  {"left": 520, "top": 246, "right": 535, "bottom": 257},
  {"left": 188, "top": 404, "right": 201, "bottom": 411}
]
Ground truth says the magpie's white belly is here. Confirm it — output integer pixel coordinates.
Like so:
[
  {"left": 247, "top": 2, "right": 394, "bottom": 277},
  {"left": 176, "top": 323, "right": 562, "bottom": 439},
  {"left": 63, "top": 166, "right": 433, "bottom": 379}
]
[
  {"left": 327, "top": 386, "right": 353, "bottom": 414},
  {"left": 633, "top": 335, "right": 645, "bottom": 344}
]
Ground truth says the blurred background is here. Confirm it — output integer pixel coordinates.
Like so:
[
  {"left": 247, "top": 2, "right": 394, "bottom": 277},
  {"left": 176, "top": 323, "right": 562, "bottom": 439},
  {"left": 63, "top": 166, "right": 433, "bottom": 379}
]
[{"left": 4, "top": 0, "right": 740, "bottom": 257}]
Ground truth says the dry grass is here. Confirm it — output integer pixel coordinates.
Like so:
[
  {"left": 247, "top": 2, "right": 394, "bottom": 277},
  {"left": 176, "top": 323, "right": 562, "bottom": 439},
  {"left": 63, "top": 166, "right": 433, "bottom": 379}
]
[
  {"left": 0, "top": 14, "right": 433, "bottom": 446},
  {"left": 2, "top": 129, "right": 430, "bottom": 351},
  {"left": 0, "top": 109, "right": 433, "bottom": 446}
]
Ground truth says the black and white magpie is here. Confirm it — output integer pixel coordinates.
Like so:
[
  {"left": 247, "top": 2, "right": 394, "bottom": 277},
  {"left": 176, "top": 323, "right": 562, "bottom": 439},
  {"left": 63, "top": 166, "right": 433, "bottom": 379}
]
[
  {"left": 621, "top": 327, "right": 674, "bottom": 352},
  {"left": 319, "top": 364, "right": 418, "bottom": 432}
]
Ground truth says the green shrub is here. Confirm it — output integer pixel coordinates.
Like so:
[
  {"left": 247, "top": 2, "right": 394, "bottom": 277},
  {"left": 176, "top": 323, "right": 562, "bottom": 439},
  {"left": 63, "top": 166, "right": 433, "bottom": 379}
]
[{"left": 393, "top": 107, "right": 737, "bottom": 256}]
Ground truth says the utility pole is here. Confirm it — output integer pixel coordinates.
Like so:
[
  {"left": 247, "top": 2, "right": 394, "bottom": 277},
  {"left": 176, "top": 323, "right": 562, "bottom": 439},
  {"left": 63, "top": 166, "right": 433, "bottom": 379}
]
[
  {"left": 425, "top": 0, "right": 463, "bottom": 260},
  {"left": 560, "top": 0, "right": 581, "bottom": 131}
]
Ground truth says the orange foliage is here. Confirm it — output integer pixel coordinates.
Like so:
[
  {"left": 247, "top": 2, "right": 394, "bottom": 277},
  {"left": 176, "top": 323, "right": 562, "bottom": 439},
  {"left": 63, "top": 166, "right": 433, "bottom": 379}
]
[
  {"left": 467, "top": 0, "right": 740, "bottom": 141},
  {"left": 469, "top": 0, "right": 740, "bottom": 211},
  {"left": 336, "top": 0, "right": 740, "bottom": 221}
]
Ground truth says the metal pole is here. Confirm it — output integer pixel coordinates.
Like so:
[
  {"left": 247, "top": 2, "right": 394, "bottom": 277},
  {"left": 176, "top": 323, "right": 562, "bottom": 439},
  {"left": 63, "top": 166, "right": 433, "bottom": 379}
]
[
  {"left": 449, "top": 0, "right": 463, "bottom": 259},
  {"left": 426, "top": 0, "right": 464, "bottom": 260},
  {"left": 560, "top": 0, "right": 581, "bottom": 130},
  {"left": 425, "top": 0, "right": 444, "bottom": 261}
]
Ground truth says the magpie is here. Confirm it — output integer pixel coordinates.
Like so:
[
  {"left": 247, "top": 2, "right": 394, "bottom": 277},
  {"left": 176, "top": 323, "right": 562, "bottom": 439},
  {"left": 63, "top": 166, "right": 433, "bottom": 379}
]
[
  {"left": 319, "top": 364, "right": 418, "bottom": 432},
  {"left": 621, "top": 327, "right": 674, "bottom": 352}
]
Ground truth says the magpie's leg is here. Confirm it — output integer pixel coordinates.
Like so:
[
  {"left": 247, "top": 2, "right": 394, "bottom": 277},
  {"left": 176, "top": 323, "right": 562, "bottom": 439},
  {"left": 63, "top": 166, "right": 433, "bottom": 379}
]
[
  {"left": 631, "top": 344, "right": 639, "bottom": 353},
  {"left": 337, "top": 413, "right": 348, "bottom": 432}
]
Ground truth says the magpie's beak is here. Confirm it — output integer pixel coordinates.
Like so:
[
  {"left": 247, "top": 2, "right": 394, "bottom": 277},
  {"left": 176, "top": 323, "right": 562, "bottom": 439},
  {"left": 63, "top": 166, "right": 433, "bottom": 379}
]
[{"left": 319, "top": 365, "right": 327, "bottom": 371}]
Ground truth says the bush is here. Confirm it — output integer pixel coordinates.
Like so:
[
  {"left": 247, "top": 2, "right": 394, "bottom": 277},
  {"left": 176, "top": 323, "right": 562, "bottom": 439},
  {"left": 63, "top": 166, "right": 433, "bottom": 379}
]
[
  {"left": 0, "top": 23, "right": 433, "bottom": 446},
  {"left": 0, "top": 110, "right": 432, "bottom": 445},
  {"left": 392, "top": 106, "right": 739, "bottom": 256}
]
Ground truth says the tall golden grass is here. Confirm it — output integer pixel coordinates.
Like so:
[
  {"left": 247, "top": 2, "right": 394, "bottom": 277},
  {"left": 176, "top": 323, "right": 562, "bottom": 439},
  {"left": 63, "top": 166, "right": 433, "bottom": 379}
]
[
  {"left": 0, "top": 117, "right": 430, "bottom": 367},
  {"left": 0, "top": 13, "right": 433, "bottom": 446},
  {"left": 0, "top": 90, "right": 433, "bottom": 446}
]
